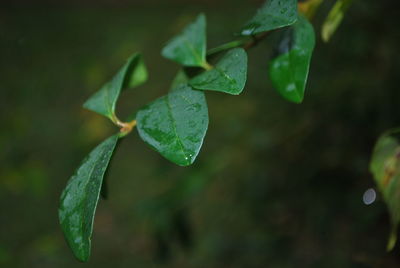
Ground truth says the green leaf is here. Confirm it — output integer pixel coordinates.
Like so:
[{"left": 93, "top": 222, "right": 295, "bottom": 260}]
[
  {"left": 322, "top": 0, "right": 353, "bottom": 42},
  {"left": 59, "top": 134, "right": 119, "bottom": 262},
  {"left": 161, "top": 14, "right": 209, "bottom": 69},
  {"left": 370, "top": 129, "right": 400, "bottom": 250},
  {"left": 241, "top": 0, "right": 298, "bottom": 36},
  {"left": 189, "top": 48, "right": 248, "bottom": 95},
  {"left": 99, "top": 141, "right": 120, "bottom": 200},
  {"left": 83, "top": 53, "right": 147, "bottom": 120},
  {"left": 170, "top": 70, "right": 189, "bottom": 91},
  {"left": 269, "top": 15, "right": 315, "bottom": 103},
  {"left": 136, "top": 84, "right": 208, "bottom": 166}
]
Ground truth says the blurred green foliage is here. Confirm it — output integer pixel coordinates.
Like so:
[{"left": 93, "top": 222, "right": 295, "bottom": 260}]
[{"left": 1, "top": 0, "right": 400, "bottom": 267}]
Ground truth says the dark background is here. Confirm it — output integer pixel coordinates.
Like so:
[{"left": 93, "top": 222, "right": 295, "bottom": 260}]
[{"left": 1, "top": 0, "right": 400, "bottom": 267}]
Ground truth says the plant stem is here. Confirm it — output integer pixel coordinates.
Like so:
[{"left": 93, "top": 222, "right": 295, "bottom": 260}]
[
  {"left": 202, "top": 61, "right": 213, "bottom": 71},
  {"left": 119, "top": 120, "right": 137, "bottom": 136},
  {"left": 206, "top": 32, "right": 270, "bottom": 57},
  {"left": 111, "top": 114, "right": 137, "bottom": 136},
  {"left": 207, "top": 39, "right": 249, "bottom": 56}
]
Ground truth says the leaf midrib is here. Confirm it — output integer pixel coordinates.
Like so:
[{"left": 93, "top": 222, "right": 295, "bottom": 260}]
[
  {"left": 215, "top": 67, "right": 239, "bottom": 90},
  {"left": 183, "top": 36, "right": 204, "bottom": 66},
  {"left": 79, "top": 150, "right": 103, "bottom": 244},
  {"left": 164, "top": 94, "right": 190, "bottom": 165}
]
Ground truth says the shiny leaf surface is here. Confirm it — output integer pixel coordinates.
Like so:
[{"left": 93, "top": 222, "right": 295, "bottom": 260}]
[
  {"left": 59, "top": 134, "right": 119, "bottom": 262},
  {"left": 370, "top": 129, "right": 400, "bottom": 250},
  {"left": 269, "top": 16, "right": 315, "bottom": 103},
  {"left": 83, "top": 53, "right": 147, "bottom": 120},
  {"left": 189, "top": 48, "right": 248, "bottom": 95},
  {"left": 241, "top": 0, "right": 298, "bottom": 36},
  {"left": 161, "top": 14, "right": 208, "bottom": 68},
  {"left": 136, "top": 84, "right": 208, "bottom": 166}
]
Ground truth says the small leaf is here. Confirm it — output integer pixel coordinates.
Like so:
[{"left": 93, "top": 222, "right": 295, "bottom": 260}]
[
  {"left": 170, "top": 70, "right": 189, "bottom": 91},
  {"left": 83, "top": 53, "right": 148, "bottom": 120},
  {"left": 161, "top": 14, "right": 209, "bottom": 68},
  {"left": 189, "top": 48, "right": 248, "bottom": 95},
  {"left": 136, "top": 84, "right": 208, "bottom": 166},
  {"left": 241, "top": 0, "right": 298, "bottom": 36},
  {"left": 269, "top": 15, "right": 315, "bottom": 103},
  {"left": 370, "top": 129, "right": 400, "bottom": 250},
  {"left": 59, "top": 134, "right": 119, "bottom": 262},
  {"left": 322, "top": 0, "right": 353, "bottom": 42}
]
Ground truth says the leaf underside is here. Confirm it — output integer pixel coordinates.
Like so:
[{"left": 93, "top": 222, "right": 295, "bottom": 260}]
[
  {"left": 269, "top": 15, "right": 315, "bottom": 103},
  {"left": 161, "top": 14, "right": 208, "bottom": 68},
  {"left": 241, "top": 0, "right": 298, "bottom": 36},
  {"left": 136, "top": 84, "right": 209, "bottom": 166},
  {"left": 370, "top": 130, "right": 400, "bottom": 250},
  {"left": 59, "top": 134, "right": 119, "bottom": 262},
  {"left": 190, "top": 48, "right": 248, "bottom": 95},
  {"left": 83, "top": 53, "right": 148, "bottom": 120}
]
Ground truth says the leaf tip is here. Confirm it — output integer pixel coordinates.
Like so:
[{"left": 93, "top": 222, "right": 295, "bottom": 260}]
[{"left": 387, "top": 227, "right": 397, "bottom": 252}]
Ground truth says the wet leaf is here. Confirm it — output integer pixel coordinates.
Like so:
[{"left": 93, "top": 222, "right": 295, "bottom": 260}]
[
  {"left": 370, "top": 129, "right": 400, "bottom": 250},
  {"left": 59, "top": 134, "right": 119, "bottom": 262},
  {"left": 189, "top": 48, "right": 248, "bottom": 95},
  {"left": 269, "top": 15, "right": 315, "bottom": 103},
  {"left": 136, "top": 84, "right": 208, "bottom": 166},
  {"left": 241, "top": 0, "right": 298, "bottom": 36},
  {"left": 322, "top": 0, "right": 353, "bottom": 42},
  {"left": 83, "top": 53, "right": 147, "bottom": 120},
  {"left": 161, "top": 14, "right": 209, "bottom": 68}
]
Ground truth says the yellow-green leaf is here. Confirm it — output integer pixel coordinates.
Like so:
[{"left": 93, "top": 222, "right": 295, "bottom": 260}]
[
  {"left": 370, "top": 129, "right": 400, "bottom": 250},
  {"left": 321, "top": 0, "right": 353, "bottom": 42}
]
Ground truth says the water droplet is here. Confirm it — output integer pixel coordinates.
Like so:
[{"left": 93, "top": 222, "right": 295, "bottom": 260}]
[
  {"left": 185, "top": 106, "right": 196, "bottom": 112},
  {"left": 241, "top": 29, "right": 254, "bottom": 36},
  {"left": 363, "top": 188, "right": 376, "bottom": 205},
  {"left": 286, "top": 83, "right": 296, "bottom": 92}
]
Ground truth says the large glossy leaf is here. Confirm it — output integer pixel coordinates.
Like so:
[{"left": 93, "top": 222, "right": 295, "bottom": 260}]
[
  {"left": 161, "top": 14, "right": 209, "bottom": 69},
  {"left": 189, "top": 48, "right": 248, "bottom": 95},
  {"left": 370, "top": 129, "right": 400, "bottom": 250},
  {"left": 136, "top": 84, "right": 208, "bottom": 166},
  {"left": 241, "top": 0, "right": 298, "bottom": 36},
  {"left": 59, "top": 134, "right": 119, "bottom": 262},
  {"left": 269, "top": 16, "right": 315, "bottom": 103},
  {"left": 322, "top": 0, "right": 353, "bottom": 42},
  {"left": 83, "top": 53, "right": 147, "bottom": 120}
]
